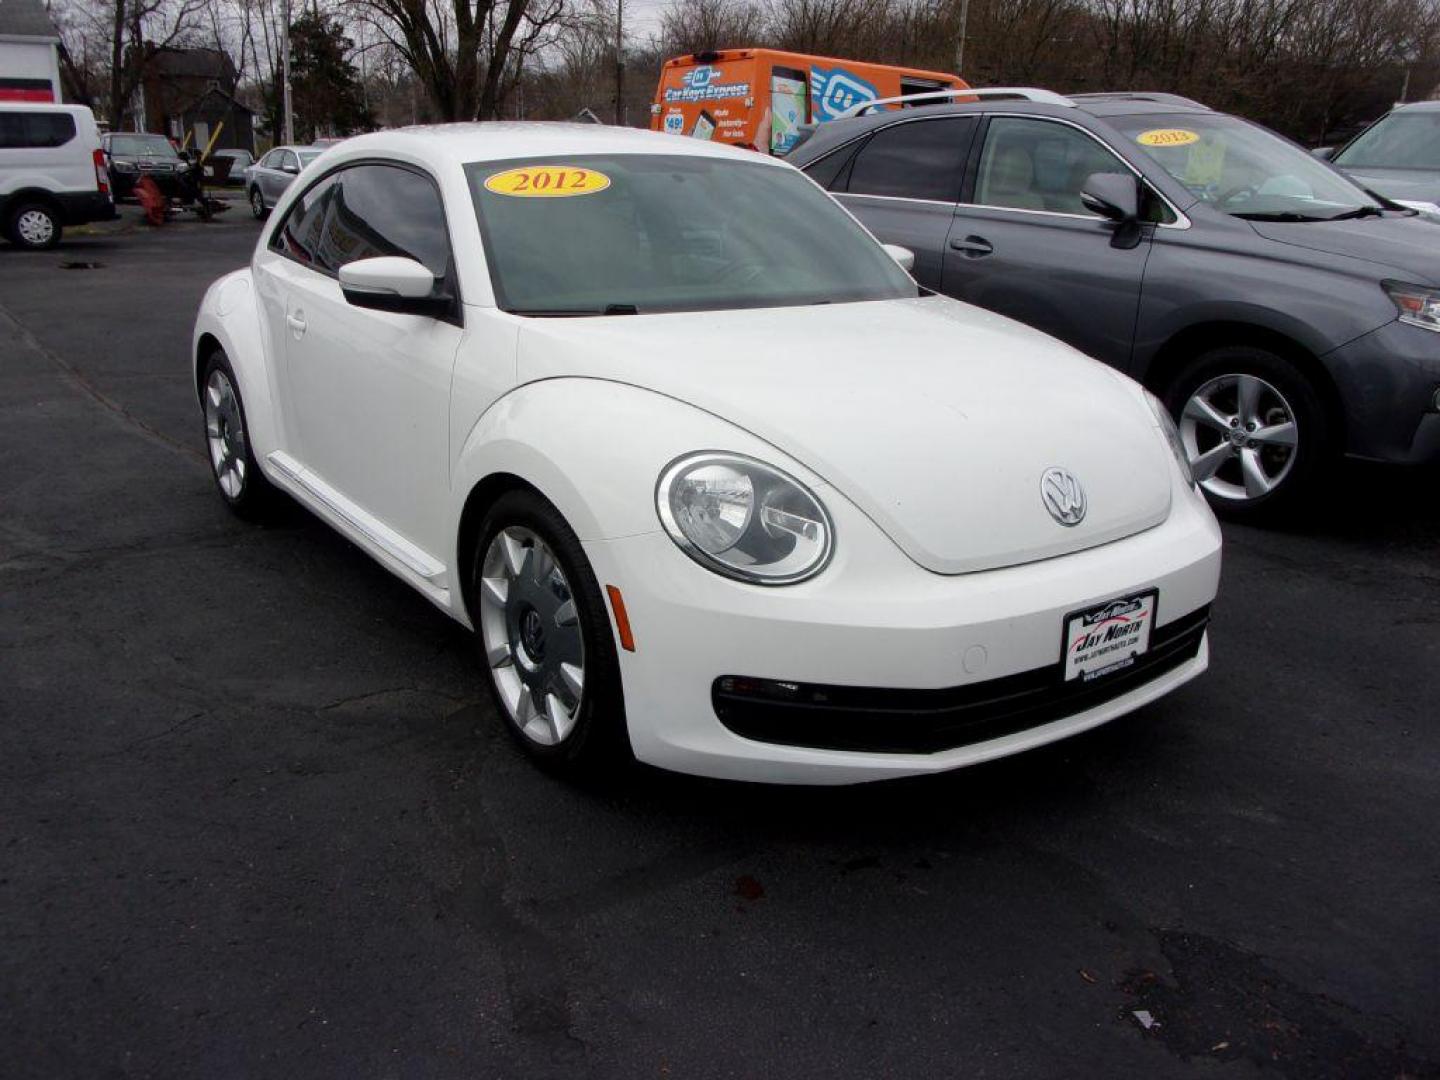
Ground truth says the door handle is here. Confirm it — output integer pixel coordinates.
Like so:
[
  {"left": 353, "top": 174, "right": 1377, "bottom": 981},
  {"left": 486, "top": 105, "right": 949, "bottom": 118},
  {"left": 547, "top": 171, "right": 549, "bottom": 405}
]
[
  {"left": 286, "top": 311, "right": 307, "bottom": 336},
  {"left": 949, "top": 235, "right": 994, "bottom": 257}
]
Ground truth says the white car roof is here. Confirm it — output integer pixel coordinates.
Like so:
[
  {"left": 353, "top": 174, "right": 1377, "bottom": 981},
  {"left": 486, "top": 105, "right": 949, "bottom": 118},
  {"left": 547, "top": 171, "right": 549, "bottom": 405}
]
[{"left": 327, "top": 121, "right": 784, "bottom": 170}]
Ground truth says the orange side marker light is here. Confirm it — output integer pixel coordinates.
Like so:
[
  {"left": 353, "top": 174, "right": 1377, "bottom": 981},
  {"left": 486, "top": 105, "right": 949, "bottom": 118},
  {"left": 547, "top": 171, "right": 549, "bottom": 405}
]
[{"left": 605, "top": 585, "right": 636, "bottom": 652}]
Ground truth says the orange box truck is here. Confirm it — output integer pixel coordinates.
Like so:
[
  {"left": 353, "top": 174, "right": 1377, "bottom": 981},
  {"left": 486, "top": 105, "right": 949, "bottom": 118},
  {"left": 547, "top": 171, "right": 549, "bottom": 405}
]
[{"left": 650, "top": 48, "right": 968, "bottom": 156}]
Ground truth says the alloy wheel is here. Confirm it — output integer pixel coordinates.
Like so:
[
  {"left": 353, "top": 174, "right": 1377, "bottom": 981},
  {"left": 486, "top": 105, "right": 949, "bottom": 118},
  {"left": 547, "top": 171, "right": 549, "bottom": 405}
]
[
  {"left": 15, "top": 209, "right": 55, "bottom": 247},
  {"left": 204, "top": 368, "right": 248, "bottom": 500},
  {"left": 478, "top": 526, "right": 586, "bottom": 747},
  {"left": 250, "top": 190, "right": 264, "bottom": 218},
  {"left": 1179, "top": 372, "right": 1298, "bottom": 502}
]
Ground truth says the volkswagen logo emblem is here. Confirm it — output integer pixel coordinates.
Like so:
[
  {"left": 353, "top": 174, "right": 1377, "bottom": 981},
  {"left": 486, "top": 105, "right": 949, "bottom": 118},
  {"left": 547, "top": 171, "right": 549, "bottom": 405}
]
[{"left": 1040, "top": 467, "right": 1086, "bottom": 526}]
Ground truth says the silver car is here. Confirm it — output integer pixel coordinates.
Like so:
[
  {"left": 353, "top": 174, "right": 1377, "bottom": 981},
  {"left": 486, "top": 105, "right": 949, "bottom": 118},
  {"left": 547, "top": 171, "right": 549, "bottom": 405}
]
[{"left": 243, "top": 146, "right": 322, "bottom": 218}]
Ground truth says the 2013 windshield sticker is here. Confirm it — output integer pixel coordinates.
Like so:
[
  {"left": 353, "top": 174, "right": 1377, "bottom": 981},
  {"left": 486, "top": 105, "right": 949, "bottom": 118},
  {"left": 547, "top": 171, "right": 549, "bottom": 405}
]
[
  {"left": 484, "top": 166, "right": 611, "bottom": 198},
  {"left": 1136, "top": 128, "right": 1200, "bottom": 147}
]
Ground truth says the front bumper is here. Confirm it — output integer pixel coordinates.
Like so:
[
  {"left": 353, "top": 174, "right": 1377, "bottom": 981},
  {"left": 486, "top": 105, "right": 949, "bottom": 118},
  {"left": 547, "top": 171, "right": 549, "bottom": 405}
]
[
  {"left": 583, "top": 476, "right": 1222, "bottom": 784},
  {"left": 1324, "top": 319, "right": 1440, "bottom": 464}
]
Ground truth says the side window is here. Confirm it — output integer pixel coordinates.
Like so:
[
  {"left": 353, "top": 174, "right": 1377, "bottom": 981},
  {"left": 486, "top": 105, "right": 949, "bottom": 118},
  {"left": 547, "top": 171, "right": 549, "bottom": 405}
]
[
  {"left": 975, "top": 117, "right": 1130, "bottom": 216},
  {"left": 259, "top": 150, "right": 278, "bottom": 169},
  {"left": 271, "top": 173, "right": 337, "bottom": 267},
  {"left": 279, "top": 150, "right": 298, "bottom": 172},
  {"left": 272, "top": 163, "right": 455, "bottom": 288},
  {"left": 802, "top": 140, "right": 862, "bottom": 191},
  {"left": 844, "top": 118, "right": 975, "bottom": 202},
  {"left": 0, "top": 111, "right": 76, "bottom": 149}
]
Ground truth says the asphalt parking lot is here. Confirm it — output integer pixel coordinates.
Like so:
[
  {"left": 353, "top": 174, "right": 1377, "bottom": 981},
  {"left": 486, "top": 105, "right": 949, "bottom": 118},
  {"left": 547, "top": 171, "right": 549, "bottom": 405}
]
[{"left": 2, "top": 212, "right": 1437, "bottom": 1079}]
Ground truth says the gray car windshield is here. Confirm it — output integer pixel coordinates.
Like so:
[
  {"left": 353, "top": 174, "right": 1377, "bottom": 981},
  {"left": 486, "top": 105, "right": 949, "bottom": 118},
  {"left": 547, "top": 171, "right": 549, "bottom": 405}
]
[
  {"left": 1336, "top": 111, "right": 1440, "bottom": 170},
  {"left": 466, "top": 154, "right": 918, "bottom": 315},
  {"left": 109, "top": 134, "right": 178, "bottom": 158},
  {"left": 1111, "top": 113, "right": 1382, "bottom": 221}
]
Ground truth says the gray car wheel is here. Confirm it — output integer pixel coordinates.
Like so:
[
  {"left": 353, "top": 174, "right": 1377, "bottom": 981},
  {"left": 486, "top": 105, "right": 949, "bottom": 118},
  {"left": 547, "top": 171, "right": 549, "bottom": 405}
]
[
  {"left": 6, "top": 201, "right": 61, "bottom": 250},
  {"left": 249, "top": 187, "right": 267, "bottom": 219},
  {"left": 1164, "top": 345, "right": 1331, "bottom": 521}
]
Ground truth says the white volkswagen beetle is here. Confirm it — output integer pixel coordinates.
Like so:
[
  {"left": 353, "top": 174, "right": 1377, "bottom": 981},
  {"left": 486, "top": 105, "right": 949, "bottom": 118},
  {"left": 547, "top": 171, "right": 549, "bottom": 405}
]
[{"left": 193, "top": 122, "right": 1221, "bottom": 784}]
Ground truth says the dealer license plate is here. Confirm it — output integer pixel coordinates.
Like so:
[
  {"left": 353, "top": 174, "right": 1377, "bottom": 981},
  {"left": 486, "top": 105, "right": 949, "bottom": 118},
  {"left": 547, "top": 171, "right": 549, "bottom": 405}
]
[{"left": 1062, "top": 591, "right": 1157, "bottom": 682}]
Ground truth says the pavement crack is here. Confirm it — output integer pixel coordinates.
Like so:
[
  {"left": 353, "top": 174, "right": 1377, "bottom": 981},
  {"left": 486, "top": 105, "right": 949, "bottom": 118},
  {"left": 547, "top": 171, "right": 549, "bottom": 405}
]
[{"left": 0, "top": 298, "right": 204, "bottom": 465}]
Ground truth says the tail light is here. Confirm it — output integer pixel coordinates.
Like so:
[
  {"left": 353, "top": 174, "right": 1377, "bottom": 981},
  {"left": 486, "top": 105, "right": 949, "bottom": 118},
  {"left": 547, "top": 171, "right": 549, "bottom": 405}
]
[{"left": 93, "top": 148, "right": 110, "bottom": 196}]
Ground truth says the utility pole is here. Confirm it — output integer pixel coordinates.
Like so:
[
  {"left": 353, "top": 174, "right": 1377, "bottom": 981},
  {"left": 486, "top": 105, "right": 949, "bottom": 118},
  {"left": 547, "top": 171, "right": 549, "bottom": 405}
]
[
  {"left": 614, "top": 0, "right": 624, "bottom": 125},
  {"left": 281, "top": 0, "right": 294, "bottom": 144},
  {"left": 952, "top": 0, "right": 970, "bottom": 76}
]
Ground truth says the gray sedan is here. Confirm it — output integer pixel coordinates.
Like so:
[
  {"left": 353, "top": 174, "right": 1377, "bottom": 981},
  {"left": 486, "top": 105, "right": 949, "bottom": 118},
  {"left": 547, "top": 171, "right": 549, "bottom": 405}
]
[
  {"left": 243, "top": 146, "right": 322, "bottom": 218},
  {"left": 1322, "top": 101, "right": 1440, "bottom": 215}
]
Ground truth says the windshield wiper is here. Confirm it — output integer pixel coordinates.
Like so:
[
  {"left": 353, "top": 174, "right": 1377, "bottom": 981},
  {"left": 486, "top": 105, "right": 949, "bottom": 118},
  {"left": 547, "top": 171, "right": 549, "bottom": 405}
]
[
  {"left": 1231, "top": 211, "right": 1330, "bottom": 222},
  {"left": 1326, "top": 205, "right": 1385, "bottom": 221},
  {"left": 507, "top": 304, "right": 638, "bottom": 317}
]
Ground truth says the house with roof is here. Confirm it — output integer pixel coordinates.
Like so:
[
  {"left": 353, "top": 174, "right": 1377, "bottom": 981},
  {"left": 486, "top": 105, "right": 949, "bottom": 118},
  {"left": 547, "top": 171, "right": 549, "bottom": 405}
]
[
  {"left": 0, "top": 0, "right": 62, "bottom": 103},
  {"left": 135, "top": 45, "right": 255, "bottom": 153}
]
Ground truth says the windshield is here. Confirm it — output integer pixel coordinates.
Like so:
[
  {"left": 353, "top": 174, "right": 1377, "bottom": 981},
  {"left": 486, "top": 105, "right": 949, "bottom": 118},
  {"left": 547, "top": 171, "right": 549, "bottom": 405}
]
[
  {"left": 1110, "top": 113, "right": 1382, "bottom": 221},
  {"left": 1336, "top": 111, "right": 1440, "bottom": 170},
  {"left": 108, "top": 134, "right": 178, "bottom": 158},
  {"left": 466, "top": 154, "right": 917, "bottom": 315}
]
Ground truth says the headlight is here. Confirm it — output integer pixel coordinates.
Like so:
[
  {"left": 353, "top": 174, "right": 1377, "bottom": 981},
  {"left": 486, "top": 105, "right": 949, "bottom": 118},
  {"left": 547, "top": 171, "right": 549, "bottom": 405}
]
[
  {"left": 656, "top": 452, "right": 834, "bottom": 585},
  {"left": 1384, "top": 280, "right": 1440, "bottom": 332},
  {"left": 1144, "top": 391, "right": 1193, "bottom": 486},
  {"left": 112, "top": 161, "right": 136, "bottom": 172}
]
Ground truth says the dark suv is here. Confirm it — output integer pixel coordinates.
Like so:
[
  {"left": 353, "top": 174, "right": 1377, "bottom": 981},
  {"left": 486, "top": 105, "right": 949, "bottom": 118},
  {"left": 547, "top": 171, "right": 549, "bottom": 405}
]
[
  {"left": 101, "top": 132, "right": 191, "bottom": 199},
  {"left": 787, "top": 90, "right": 1440, "bottom": 517}
]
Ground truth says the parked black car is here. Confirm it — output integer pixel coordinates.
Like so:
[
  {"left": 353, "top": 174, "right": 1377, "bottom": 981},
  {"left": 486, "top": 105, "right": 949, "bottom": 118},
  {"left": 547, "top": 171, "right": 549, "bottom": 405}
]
[
  {"left": 788, "top": 90, "right": 1440, "bottom": 518},
  {"left": 101, "top": 132, "right": 191, "bottom": 199}
]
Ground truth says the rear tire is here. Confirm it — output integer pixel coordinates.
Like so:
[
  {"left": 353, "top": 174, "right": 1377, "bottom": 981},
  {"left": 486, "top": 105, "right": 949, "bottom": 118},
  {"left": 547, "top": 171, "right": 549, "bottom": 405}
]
[
  {"left": 1163, "top": 345, "right": 1333, "bottom": 522},
  {"left": 469, "top": 489, "right": 629, "bottom": 777},
  {"left": 200, "top": 350, "right": 276, "bottom": 521},
  {"left": 6, "top": 201, "right": 61, "bottom": 250}
]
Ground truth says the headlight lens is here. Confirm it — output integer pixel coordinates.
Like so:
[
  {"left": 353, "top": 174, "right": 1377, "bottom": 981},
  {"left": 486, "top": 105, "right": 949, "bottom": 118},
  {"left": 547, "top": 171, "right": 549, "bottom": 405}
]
[
  {"left": 112, "top": 161, "right": 136, "bottom": 172},
  {"left": 1144, "top": 390, "right": 1194, "bottom": 486},
  {"left": 656, "top": 453, "right": 834, "bottom": 584},
  {"left": 1384, "top": 280, "right": 1440, "bottom": 332}
]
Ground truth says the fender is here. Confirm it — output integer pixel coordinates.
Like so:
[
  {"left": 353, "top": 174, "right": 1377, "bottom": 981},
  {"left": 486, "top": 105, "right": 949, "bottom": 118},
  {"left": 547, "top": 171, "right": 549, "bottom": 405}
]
[
  {"left": 192, "top": 269, "right": 284, "bottom": 470},
  {"left": 448, "top": 377, "right": 828, "bottom": 609}
]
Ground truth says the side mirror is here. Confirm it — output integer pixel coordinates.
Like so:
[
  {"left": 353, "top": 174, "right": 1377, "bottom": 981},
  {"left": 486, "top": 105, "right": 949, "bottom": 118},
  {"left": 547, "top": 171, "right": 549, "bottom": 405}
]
[
  {"left": 339, "top": 257, "right": 451, "bottom": 317},
  {"left": 282, "top": 162, "right": 300, "bottom": 174},
  {"left": 1311, "top": 146, "right": 1336, "bottom": 161},
  {"left": 882, "top": 243, "right": 916, "bottom": 272},
  {"left": 1080, "top": 172, "right": 1143, "bottom": 250}
]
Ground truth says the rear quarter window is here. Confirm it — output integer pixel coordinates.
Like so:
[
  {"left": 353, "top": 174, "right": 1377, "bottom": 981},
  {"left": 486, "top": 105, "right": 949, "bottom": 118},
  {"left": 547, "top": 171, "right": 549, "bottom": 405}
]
[{"left": 0, "top": 111, "right": 77, "bottom": 149}]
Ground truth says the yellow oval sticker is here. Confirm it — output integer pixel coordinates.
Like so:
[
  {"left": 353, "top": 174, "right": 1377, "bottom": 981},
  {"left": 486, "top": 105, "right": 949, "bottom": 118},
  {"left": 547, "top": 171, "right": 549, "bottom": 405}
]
[
  {"left": 484, "top": 165, "right": 611, "bottom": 198},
  {"left": 1136, "top": 128, "right": 1200, "bottom": 148}
]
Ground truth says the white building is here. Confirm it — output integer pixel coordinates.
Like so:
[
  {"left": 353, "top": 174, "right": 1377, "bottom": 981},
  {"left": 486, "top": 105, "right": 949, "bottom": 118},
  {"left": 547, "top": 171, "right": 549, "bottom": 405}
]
[{"left": 0, "top": 0, "right": 62, "bottom": 103}]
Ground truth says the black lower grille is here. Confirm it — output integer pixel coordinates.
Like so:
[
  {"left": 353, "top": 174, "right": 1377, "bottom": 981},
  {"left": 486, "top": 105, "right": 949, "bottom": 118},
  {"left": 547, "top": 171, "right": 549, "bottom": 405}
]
[{"left": 712, "top": 605, "right": 1210, "bottom": 754}]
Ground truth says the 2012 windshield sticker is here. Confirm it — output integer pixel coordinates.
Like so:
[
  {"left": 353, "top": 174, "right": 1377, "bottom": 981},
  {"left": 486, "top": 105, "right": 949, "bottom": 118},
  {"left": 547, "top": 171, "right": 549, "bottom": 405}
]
[{"left": 484, "top": 166, "right": 611, "bottom": 198}]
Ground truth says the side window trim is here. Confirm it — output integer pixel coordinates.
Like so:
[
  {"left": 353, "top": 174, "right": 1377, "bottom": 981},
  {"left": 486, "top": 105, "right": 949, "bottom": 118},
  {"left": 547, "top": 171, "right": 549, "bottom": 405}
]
[
  {"left": 961, "top": 113, "right": 1188, "bottom": 229},
  {"left": 266, "top": 157, "right": 466, "bottom": 323},
  {"left": 840, "top": 116, "right": 976, "bottom": 204}
]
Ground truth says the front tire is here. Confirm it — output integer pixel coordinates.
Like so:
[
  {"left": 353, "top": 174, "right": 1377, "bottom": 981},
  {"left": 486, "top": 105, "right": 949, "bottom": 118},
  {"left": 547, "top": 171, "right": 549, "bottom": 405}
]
[
  {"left": 470, "top": 490, "right": 628, "bottom": 775},
  {"left": 6, "top": 201, "right": 61, "bottom": 250},
  {"left": 201, "top": 350, "right": 275, "bottom": 520},
  {"left": 1163, "top": 345, "right": 1332, "bottom": 522},
  {"left": 249, "top": 187, "right": 267, "bottom": 219}
]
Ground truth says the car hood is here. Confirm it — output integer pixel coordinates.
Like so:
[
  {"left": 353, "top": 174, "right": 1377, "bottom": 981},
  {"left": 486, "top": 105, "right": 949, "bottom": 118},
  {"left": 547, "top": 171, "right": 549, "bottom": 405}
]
[
  {"left": 1246, "top": 213, "right": 1440, "bottom": 284},
  {"left": 515, "top": 297, "right": 1173, "bottom": 575},
  {"left": 1337, "top": 166, "right": 1440, "bottom": 208}
]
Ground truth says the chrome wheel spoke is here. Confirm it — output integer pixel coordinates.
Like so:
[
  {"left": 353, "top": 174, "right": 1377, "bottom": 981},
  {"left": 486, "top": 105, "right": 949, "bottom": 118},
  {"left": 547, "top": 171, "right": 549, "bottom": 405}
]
[
  {"left": 481, "top": 575, "right": 508, "bottom": 606},
  {"left": 1236, "top": 374, "right": 1263, "bottom": 425},
  {"left": 500, "top": 531, "right": 528, "bottom": 578},
  {"left": 1190, "top": 441, "right": 1233, "bottom": 482},
  {"left": 1252, "top": 420, "right": 1297, "bottom": 448},
  {"left": 1183, "top": 394, "right": 1231, "bottom": 432},
  {"left": 559, "top": 661, "right": 584, "bottom": 701},
  {"left": 554, "top": 599, "right": 577, "bottom": 627},
  {"left": 1239, "top": 447, "right": 1273, "bottom": 497},
  {"left": 486, "top": 641, "right": 513, "bottom": 668}
]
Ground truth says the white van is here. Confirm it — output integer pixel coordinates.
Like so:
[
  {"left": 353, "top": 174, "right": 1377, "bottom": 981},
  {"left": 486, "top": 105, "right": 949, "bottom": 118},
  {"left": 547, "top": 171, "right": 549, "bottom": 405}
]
[{"left": 0, "top": 103, "right": 115, "bottom": 250}]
